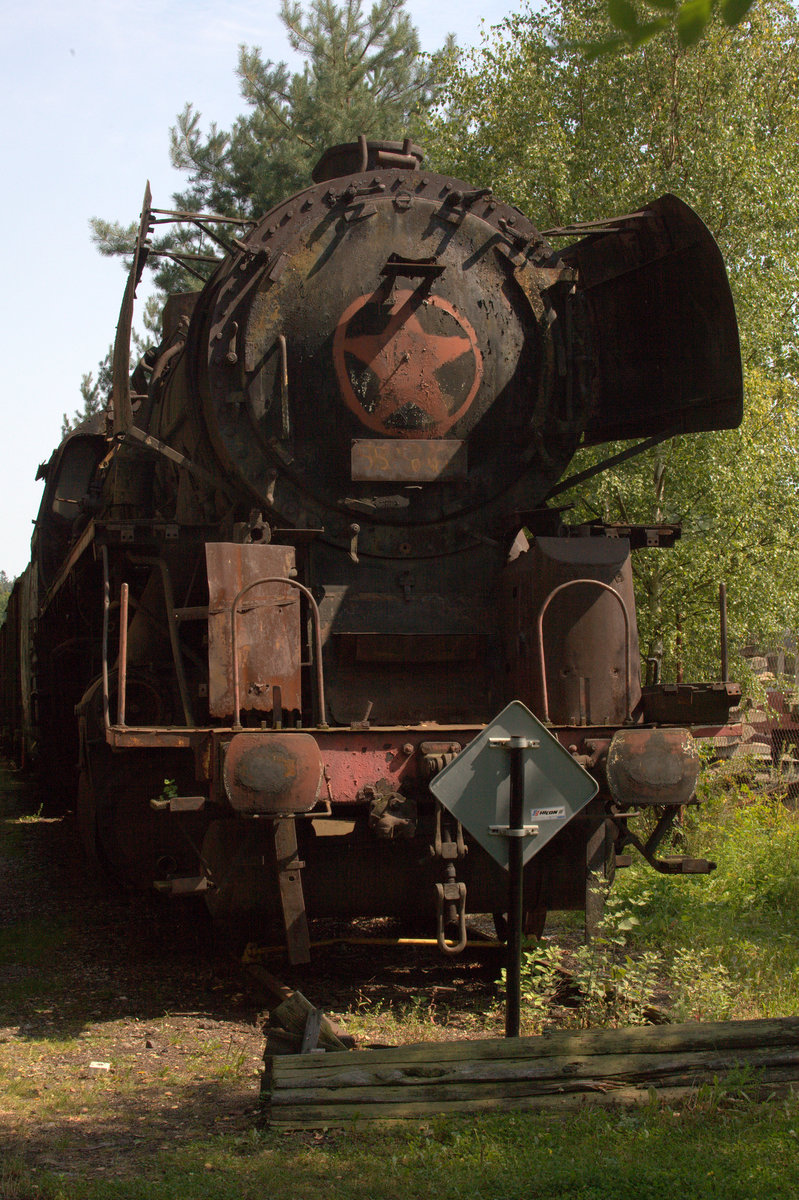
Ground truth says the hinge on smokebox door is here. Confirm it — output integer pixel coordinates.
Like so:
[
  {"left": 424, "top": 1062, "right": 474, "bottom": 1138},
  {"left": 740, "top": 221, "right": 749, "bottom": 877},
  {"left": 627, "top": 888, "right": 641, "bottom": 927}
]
[{"left": 431, "top": 802, "right": 468, "bottom": 955}]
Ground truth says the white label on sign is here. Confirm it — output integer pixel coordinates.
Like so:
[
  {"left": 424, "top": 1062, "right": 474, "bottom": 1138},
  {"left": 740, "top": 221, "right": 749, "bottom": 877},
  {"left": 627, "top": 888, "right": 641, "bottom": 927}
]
[{"left": 531, "top": 806, "right": 566, "bottom": 819}]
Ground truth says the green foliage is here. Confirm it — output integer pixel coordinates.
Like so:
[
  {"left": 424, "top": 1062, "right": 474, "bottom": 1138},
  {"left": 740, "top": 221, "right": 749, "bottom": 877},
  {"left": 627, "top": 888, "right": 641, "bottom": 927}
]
[
  {"left": 586, "top": 0, "right": 758, "bottom": 55},
  {"left": 0, "top": 570, "right": 13, "bottom": 626},
  {"left": 425, "top": 0, "right": 799, "bottom": 373},
  {"left": 505, "top": 887, "right": 666, "bottom": 1029},
  {"left": 510, "top": 778, "right": 799, "bottom": 1029},
  {"left": 615, "top": 785, "right": 799, "bottom": 1019},
  {"left": 559, "top": 371, "right": 799, "bottom": 678},
  {"left": 92, "top": 0, "right": 448, "bottom": 299},
  {"left": 61, "top": 347, "right": 112, "bottom": 437},
  {"left": 424, "top": 0, "right": 799, "bottom": 679},
  {"left": 158, "top": 778, "right": 178, "bottom": 802}
]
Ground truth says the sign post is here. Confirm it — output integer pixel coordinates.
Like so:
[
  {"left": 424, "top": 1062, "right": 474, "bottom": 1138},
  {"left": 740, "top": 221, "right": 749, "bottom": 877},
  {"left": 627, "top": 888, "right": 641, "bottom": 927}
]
[
  {"left": 429, "top": 701, "right": 599, "bottom": 1037},
  {"left": 488, "top": 734, "right": 540, "bottom": 1037},
  {"left": 506, "top": 736, "right": 528, "bottom": 1037}
]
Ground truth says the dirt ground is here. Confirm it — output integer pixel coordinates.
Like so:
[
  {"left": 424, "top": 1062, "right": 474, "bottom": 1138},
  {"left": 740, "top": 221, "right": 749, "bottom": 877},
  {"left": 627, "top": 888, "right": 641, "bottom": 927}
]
[{"left": 0, "top": 765, "right": 503, "bottom": 1178}]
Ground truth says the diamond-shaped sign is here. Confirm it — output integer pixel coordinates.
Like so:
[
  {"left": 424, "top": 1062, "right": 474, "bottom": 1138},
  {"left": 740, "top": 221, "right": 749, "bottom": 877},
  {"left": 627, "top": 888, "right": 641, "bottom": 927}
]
[{"left": 429, "top": 700, "right": 598, "bottom": 869}]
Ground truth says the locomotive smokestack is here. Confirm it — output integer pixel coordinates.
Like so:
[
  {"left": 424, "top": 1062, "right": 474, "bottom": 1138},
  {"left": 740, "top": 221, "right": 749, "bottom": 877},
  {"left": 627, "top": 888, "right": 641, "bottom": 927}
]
[{"left": 311, "top": 135, "right": 424, "bottom": 182}]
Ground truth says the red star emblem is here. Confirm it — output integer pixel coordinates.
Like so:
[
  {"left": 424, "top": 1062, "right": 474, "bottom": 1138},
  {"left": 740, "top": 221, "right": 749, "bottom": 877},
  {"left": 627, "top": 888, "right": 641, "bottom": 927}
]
[{"left": 333, "top": 289, "right": 482, "bottom": 437}]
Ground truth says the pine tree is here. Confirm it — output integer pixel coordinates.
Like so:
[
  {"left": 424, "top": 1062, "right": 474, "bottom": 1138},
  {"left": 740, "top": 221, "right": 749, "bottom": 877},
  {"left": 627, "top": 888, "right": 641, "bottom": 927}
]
[
  {"left": 62, "top": 349, "right": 113, "bottom": 437},
  {"left": 91, "top": 0, "right": 449, "bottom": 299}
]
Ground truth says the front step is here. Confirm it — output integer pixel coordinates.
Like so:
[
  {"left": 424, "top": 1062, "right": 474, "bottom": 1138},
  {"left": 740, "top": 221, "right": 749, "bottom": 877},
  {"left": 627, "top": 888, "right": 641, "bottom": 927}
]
[
  {"left": 154, "top": 875, "right": 213, "bottom": 896},
  {"left": 658, "top": 856, "right": 716, "bottom": 875},
  {"left": 150, "top": 795, "right": 207, "bottom": 813}
]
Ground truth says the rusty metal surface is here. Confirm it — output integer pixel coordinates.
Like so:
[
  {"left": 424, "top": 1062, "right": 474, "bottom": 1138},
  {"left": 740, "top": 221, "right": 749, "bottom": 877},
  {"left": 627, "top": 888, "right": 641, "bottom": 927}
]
[
  {"left": 193, "top": 156, "right": 577, "bottom": 559},
  {"left": 500, "top": 535, "right": 642, "bottom": 727},
  {"left": 606, "top": 728, "right": 700, "bottom": 808},
  {"left": 641, "top": 682, "right": 741, "bottom": 725},
  {"left": 200, "top": 804, "right": 611, "bottom": 920},
  {"left": 4, "top": 137, "right": 747, "bottom": 948},
  {"left": 222, "top": 731, "right": 323, "bottom": 814},
  {"left": 333, "top": 290, "right": 483, "bottom": 437},
  {"left": 205, "top": 543, "right": 300, "bottom": 719},
  {"left": 568, "top": 195, "right": 742, "bottom": 444},
  {"left": 272, "top": 817, "right": 311, "bottom": 964},
  {"left": 350, "top": 439, "right": 466, "bottom": 481}
]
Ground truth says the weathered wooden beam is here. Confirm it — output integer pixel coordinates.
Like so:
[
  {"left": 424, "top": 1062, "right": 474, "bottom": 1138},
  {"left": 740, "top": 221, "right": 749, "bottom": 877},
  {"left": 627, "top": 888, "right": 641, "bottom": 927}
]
[
  {"left": 269, "top": 1080, "right": 799, "bottom": 1128},
  {"left": 269, "top": 990, "right": 349, "bottom": 1052},
  {"left": 266, "top": 1017, "right": 799, "bottom": 1127},
  {"left": 271, "top": 1017, "right": 799, "bottom": 1072},
  {"left": 272, "top": 1046, "right": 799, "bottom": 1094}
]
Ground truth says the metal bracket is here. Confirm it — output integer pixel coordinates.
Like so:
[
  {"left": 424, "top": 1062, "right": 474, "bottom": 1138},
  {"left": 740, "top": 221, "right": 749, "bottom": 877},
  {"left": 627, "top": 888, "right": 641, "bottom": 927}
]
[
  {"left": 150, "top": 795, "right": 207, "bottom": 813},
  {"left": 435, "top": 881, "right": 467, "bottom": 955},
  {"left": 489, "top": 736, "right": 540, "bottom": 750},
  {"left": 488, "top": 824, "right": 539, "bottom": 839}
]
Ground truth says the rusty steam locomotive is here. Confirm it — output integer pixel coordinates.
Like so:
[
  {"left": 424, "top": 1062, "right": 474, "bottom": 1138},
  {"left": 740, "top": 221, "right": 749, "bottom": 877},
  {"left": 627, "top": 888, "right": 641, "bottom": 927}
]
[{"left": 1, "top": 138, "right": 743, "bottom": 961}]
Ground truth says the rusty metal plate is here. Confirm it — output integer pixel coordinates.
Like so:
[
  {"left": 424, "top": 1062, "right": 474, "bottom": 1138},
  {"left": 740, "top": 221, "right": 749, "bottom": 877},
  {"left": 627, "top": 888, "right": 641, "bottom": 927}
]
[
  {"left": 222, "top": 732, "right": 323, "bottom": 814},
  {"left": 606, "top": 728, "right": 700, "bottom": 808},
  {"left": 570, "top": 195, "right": 742, "bottom": 444},
  {"left": 351, "top": 439, "right": 467, "bottom": 481},
  {"left": 205, "top": 543, "right": 301, "bottom": 719}
]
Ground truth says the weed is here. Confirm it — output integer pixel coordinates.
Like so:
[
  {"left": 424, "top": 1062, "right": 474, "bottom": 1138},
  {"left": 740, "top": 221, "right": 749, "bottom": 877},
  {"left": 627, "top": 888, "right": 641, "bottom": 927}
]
[
  {"left": 501, "top": 885, "right": 667, "bottom": 1030},
  {"left": 15, "top": 802, "right": 44, "bottom": 823},
  {"left": 613, "top": 780, "right": 799, "bottom": 1020}
]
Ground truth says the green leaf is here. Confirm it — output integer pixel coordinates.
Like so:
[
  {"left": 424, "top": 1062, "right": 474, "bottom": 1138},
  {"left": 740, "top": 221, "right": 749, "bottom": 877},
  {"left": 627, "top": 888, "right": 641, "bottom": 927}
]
[
  {"left": 577, "top": 35, "right": 628, "bottom": 61},
  {"left": 722, "top": 0, "right": 756, "bottom": 25},
  {"left": 607, "top": 0, "right": 641, "bottom": 33},
  {"left": 630, "top": 17, "right": 671, "bottom": 45},
  {"left": 676, "top": 0, "right": 715, "bottom": 45},
  {"left": 645, "top": 0, "right": 678, "bottom": 11}
]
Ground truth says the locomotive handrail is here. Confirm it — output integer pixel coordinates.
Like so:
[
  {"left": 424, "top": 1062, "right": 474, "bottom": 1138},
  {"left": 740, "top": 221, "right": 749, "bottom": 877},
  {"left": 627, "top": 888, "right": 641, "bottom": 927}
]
[
  {"left": 117, "top": 583, "right": 129, "bottom": 726},
  {"left": 101, "top": 545, "right": 110, "bottom": 732},
  {"left": 230, "top": 576, "right": 327, "bottom": 729},
  {"left": 537, "top": 579, "right": 632, "bottom": 724}
]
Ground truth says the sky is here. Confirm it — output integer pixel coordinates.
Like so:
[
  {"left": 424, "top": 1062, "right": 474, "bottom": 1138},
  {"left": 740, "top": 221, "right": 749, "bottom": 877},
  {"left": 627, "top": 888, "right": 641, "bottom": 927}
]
[{"left": 0, "top": 0, "right": 519, "bottom": 579}]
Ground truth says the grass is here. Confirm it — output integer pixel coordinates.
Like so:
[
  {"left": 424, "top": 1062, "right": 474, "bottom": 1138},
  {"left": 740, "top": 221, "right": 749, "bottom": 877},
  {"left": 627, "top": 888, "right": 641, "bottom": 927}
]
[
  {"left": 3, "top": 762, "right": 799, "bottom": 1199},
  {"left": 612, "top": 779, "right": 799, "bottom": 1022},
  {"left": 0, "top": 918, "right": 70, "bottom": 969},
  {"left": 3, "top": 1096, "right": 799, "bottom": 1199}
]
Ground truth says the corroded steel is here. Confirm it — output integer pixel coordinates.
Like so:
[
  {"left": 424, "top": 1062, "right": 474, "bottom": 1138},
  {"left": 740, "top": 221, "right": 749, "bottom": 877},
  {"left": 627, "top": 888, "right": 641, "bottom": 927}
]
[
  {"left": 205, "top": 543, "right": 300, "bottom": 720},
  {"left": 222, "top": 731, "right": 323, "bottom": 815},
  {"left": 333, "top": 290, "right": 483, "bottom": 437},
  {"left": 501, "top": 534, "right": 641, "bottom": 727},
  {"left": 606, "top": 728, "right": 701, "bottom": 809},
  {"left": 350, "top": 439, "right": 467, "bottom": 482},
  {"left": 0, "top": 136, "right": 746, "bottom": 953}
]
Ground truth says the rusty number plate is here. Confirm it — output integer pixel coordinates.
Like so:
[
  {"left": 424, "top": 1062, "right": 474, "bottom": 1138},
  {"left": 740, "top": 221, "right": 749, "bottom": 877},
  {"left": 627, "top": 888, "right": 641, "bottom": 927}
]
[{"left": 351, "top": 439, "right": 467, "bottom": 482}]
